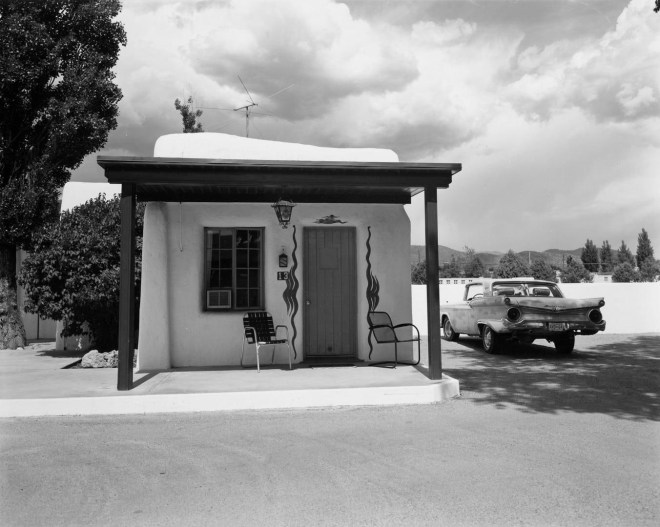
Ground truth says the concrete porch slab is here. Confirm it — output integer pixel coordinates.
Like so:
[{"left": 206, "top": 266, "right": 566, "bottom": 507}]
[{"left": 0, "top": 342, "right": 459, "bottom": 417}]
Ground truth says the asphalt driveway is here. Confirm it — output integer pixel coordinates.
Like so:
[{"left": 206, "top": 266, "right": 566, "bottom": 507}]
[
  {"left": 436, "top": 332, "right": 660, "bottom": 421},
  {"left": 1, "top": 333, "right": 658, "bottom": 527}
]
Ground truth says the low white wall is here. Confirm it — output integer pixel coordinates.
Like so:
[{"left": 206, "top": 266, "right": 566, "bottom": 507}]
[{"left": 412, "top": 282, "right": 660, "bottom": 335}]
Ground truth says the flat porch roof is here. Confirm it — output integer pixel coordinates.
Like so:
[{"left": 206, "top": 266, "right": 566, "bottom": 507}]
[{"left": 98, "top": 156, "right": 461, "bottom": 203}]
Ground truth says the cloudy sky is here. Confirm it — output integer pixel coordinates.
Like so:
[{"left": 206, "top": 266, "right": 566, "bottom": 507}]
[{"left": 72, "top": 0, "right": 660, "bottom": 254}]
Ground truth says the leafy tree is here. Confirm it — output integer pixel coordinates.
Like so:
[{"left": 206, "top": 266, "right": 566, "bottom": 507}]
[
  {"left": 655, "top": 1, "right": 659, "bottom": 14},
  {"left": 581, "top": 239, "right": 599, "bottom": 272},
  {"left": 636, "top": 228, "right": 654, "bottom": 268},
  {"left": 174, "top": 96, "right": 204, "bottom": 133},
  {"left": 411, "top": 260, "right": 427, "bottom": 285},
  {"left": 494, "top": 250, "right": 530, "bottom": 278},
  {"left": 612, "top": 262, "right": 640, "bottom": 283},
  {"left": 561, "top": 256, "right": 592, "bottom": 283},
  {"left": 463, "top": 246, "right": 485, "bottom": 278},
  {"left": 530, "top": 259, "right": 556, "bottom": 282},
  {"left": 439, "top": 255, "right": 461, "bottom": 278},
  {"left": 0, "top": 0, "right": 126, "bottom": 348},
  {"left": 639, "top": 258, "right": 660, "bottom": 282},
  {"left": 617, "top": 241, "right": 636, "bottom": 266},
  {"left": 600, "top": 240, "right": 614, "bottom": 273},
  {"left": 19, "top": 195, "right": 144, "bottom": 351}
]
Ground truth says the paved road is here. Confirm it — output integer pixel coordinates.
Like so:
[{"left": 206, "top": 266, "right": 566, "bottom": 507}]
[{"left": 1, "top": 334, "right": 658, "bottom": 526}]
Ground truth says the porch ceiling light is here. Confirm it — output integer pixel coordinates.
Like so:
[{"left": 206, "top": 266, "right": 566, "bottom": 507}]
[{"left": 272, "top": 198, "right": 296, "bottom": 229}]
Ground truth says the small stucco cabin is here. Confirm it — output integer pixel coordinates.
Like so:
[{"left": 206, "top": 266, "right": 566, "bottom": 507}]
[
  {"left": 99, "top": 133, "right": 460, "bottom": 387},
  {"left": 138, "top": 134, "right": 413, "bottom": 369}
]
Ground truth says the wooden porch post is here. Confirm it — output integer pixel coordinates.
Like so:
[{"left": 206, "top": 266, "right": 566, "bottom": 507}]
[
  {"left": 117, "top": 183, "right": 136, "bottom": 391},
  {"left": 424, "top": 186, "right": 442, "bottom": 380}
]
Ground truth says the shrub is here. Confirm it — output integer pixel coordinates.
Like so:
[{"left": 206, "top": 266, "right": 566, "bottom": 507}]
[
  {"left": 612, "top": 262, "right": 640, "bottom": 283},
  {"left": 19, "top": 195, "right": 144, "bottom": 351}
]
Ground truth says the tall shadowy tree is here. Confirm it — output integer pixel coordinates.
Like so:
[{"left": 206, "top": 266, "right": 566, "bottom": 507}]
[
  {"left": 600, "top": 240, "right": 614, "bottom": 273},
  {"left": 463, "top": 246, "right": 485, "bottom": 278},
  {"left": 639, "top": 259, "right": 660, "bottom": 282},
  {"left": 617, "top": 241, "right": 636, "bottom": 266},
  {"left": 530, "top": 259, "right": 556, "bottom": 282},
  {"left": 0, "top": 0, "right": 126, "bottom": 348},
  {"left": 411, "top": 260, "right": 427, "bottom": 285},
  {"left": 612, "top": 262, "right": 639, "bottom": 283},
  {"left": 561, "top": 256, "right": 592, "bottom": 283},
  {"left": 174, "top": 96, "right": 204, "bottom": 133},
  {"left": 636, "top": 228, "right": 654, "bottom": 268},
  {"left": 494, "top": 250, "right": 530, "bottom": 278},
  {"left": 581, "top": 239, "right": 599, "bottom": 272},
  {"left": 439, "top": 255, "right": 461, "bottom": 278}
]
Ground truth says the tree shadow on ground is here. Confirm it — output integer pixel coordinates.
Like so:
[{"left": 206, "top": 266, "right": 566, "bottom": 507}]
[
  {"left": 36, "top": 347, "right": 87, "bottom": 360},
  {"left": 444, "top": 335, "right": 660, "bottom": 421}
]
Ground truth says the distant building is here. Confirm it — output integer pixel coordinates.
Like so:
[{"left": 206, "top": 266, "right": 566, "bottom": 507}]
[{"left": 438, "top": 278, "right": 477, "bottom": 285}]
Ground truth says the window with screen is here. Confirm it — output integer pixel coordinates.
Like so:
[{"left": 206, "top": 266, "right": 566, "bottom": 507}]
[{"left": 204, "top": 228, "right": 264, "bottom": 310}]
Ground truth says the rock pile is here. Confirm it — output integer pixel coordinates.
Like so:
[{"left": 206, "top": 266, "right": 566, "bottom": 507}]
[{"left": 80, "top": 350, "right": 137, "bottom": 368}]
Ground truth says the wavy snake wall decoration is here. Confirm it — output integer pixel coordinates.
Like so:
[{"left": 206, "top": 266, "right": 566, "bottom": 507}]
[
  {"left": 366, "top": 226, "right": 381, "bottom": 358},
  {"left": 282, "top": 225, "right": 299, "bottom": 359}
]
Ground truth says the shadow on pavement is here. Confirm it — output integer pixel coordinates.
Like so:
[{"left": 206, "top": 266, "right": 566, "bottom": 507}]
[
  {"left": 443, "top": 334, "right": 660, "bottom": 421},
  {"left": 36, "top": 347, "right": 87, "bottom": 360}
]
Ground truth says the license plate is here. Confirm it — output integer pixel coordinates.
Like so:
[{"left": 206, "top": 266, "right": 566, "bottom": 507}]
[{"left": 548, "top": 323, "right": 565, "bottom": 331}]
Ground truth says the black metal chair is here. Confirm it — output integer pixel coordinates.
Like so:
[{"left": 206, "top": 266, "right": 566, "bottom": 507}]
[
  {"left": 367, "top": 311, "right": 421, "bottom": 368},
  {"left": 241, "top": 311, "right": 292, "bottom": 372}
]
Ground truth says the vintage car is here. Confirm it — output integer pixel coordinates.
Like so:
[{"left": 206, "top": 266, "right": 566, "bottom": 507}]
[{"left": 440, "top": 278, "right": 606, "bottom": 354}]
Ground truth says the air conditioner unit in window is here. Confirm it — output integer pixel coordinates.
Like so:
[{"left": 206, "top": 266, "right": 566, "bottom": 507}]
[{"left": 207, "top": 289, "right": 231, "bottom": 309}]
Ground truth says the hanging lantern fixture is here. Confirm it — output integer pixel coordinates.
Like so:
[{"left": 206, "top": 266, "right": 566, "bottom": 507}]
[{"left": 272, "top": 198, "right": 296, "bottom": 229}]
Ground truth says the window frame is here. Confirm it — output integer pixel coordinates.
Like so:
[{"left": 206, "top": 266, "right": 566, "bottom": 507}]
[{"left": 203, "top": 227, "right": 265, "bottom": 311}]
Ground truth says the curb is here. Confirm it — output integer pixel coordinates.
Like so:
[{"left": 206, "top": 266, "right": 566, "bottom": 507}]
[{"left": 0, "top": 377, "right": 460, "bottom": 417}]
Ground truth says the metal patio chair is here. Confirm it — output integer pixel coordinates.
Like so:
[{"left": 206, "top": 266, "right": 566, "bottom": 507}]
[
  {"left": 367, "top": 311, "right": 421, "bottom": 368},
  {"left": 241, "top": 311, "right": 292, "bottom": 372}
]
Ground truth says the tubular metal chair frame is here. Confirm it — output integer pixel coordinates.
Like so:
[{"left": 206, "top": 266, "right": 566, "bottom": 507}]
[
  {"left": 241, "top": 311, "right": 292, "bottom": 372},
  {"left": 367, "top": 310, "right": 421, "bottom": 368}
]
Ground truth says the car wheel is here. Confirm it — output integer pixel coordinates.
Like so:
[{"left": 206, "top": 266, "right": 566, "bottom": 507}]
[
  {"left": 554, "top": 332, "right": 575, "bottom": 354},
  {"left": 443, "top": 317, "right": 460, "bottom": 341},
  {"left": 482, "top": 326, "right": 501, "bottom": 354}
]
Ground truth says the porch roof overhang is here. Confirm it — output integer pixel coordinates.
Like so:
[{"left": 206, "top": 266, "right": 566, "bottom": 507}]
[{"left": 97, "top": 156, "right": 462, "bottom": 204}]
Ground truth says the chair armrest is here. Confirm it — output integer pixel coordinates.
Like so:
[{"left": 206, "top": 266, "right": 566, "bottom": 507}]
[{"left": 393, "top": 323, "right": 420, "bottom": 341}]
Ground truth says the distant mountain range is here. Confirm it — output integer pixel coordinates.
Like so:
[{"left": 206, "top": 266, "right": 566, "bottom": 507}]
[{"left": 410, "top": 245, "right": 583, "bottom": 270}]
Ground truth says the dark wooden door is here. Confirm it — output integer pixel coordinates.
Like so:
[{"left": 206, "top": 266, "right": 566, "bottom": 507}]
[{"left": 303, "top": 227, "right": 357, "bottom": 358}]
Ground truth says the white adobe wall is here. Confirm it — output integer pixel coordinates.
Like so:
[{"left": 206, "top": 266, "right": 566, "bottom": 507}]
[
  {"left": 412, "top": 282, "right": 660, "bottom": 335},
  {"left": 138, "top": 202, "right": 411, "bottom": 369}
]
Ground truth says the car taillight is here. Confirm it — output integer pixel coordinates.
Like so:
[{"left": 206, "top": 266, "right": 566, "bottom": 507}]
[
  {"left": 589, "top": 309, "right": 603, "bottom": 323},
  {"left": 507, "top": 307, "right": 521, "bottom": 322}
]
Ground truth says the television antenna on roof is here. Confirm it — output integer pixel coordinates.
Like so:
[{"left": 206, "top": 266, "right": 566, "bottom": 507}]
[
  {"left": 234, "top": 76, "right": 258, "bottom": 137},
  {"left": 200, "top": 76, "right": 294, "bottom": 138}
]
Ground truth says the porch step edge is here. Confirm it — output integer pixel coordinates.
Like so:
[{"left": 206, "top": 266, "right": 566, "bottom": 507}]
[{"left": 0, "top": 377, "right": 460, "bottom": 417}]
